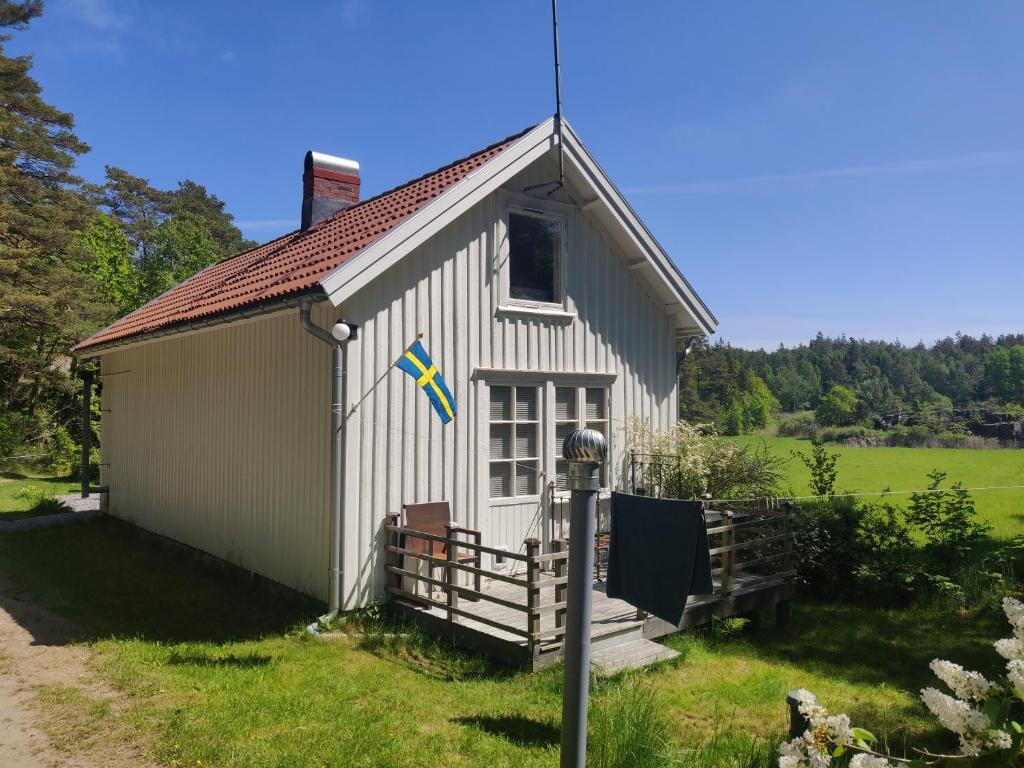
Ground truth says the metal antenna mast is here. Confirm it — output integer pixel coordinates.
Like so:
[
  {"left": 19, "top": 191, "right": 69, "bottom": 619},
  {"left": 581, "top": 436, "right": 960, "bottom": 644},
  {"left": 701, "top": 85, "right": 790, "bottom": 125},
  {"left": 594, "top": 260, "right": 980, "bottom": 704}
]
[
  {"left": 524, "top": 0, "right": 566, "bottom": 196},
  {"left": 552, "top": 0, "right": 565, "bottom": 188}
]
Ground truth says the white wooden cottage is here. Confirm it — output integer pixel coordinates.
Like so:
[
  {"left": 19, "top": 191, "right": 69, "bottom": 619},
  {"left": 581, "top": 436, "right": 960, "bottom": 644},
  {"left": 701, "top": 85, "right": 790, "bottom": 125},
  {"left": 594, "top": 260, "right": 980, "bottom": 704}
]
[{"left": 74, "top": 117, "right": 717, "bottom": 612}]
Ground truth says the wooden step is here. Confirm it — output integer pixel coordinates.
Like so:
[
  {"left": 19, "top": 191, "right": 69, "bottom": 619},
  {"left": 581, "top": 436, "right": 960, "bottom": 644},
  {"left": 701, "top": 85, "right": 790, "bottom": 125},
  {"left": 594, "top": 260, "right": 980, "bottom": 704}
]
[{"left": 590, "top": 638, "right": 680, "bottom": 676}]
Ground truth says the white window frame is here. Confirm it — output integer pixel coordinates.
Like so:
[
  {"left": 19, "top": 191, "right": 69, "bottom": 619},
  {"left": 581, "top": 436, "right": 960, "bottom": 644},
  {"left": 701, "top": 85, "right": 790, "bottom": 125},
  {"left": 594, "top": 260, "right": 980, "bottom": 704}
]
[
  {"left": 501, "top": 204, "right": 567, "bottom": 312},
  {"left": 553, "top": 385, "right": 611, "bottom": 492},
  {"left": 488, "top": 384, "right": 542, "bottom": 502}
]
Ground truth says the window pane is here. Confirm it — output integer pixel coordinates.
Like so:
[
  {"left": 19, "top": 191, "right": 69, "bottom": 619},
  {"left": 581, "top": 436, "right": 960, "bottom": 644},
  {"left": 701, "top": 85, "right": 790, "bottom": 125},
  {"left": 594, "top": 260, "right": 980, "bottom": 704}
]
[
  {"left": 515, "top": 386, "right": 538, "bottom": 421},
  {"left": 490, "top": 386, "right": 511, "bottom": 421},
  {"left": 555, "top": 459, "right": 569, "bottom": 492},
  {"left": 490, "top": 462, "right": 511, "bottom": 497},
  {"left": 555, "top": 421, "right": 574, "bottom": 448},
  {"left": 515, "top": 461, "right": 538, "bottom": 496},
  {"left": 490, "top": 424, "right": 512, "bottom": 459},
  {"left": 555, "top": 387, "right": 577, "bottom": 421},
  {"left": 586, "top": 421, "right": 607, "bottom": 438},
  {"left": 516, "top": 424, "right": 538, "bottom": 459},
  {"left": 509, "top": 213, "right": 558, "bottom": 303},
  {"left": 585, "top": 388, "right": 606, "bottom": 420}
]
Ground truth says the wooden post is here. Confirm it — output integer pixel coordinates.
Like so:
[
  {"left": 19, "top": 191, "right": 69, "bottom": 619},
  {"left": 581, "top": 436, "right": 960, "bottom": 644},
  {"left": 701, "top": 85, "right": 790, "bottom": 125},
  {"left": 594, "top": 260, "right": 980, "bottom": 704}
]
[
  {"left": 386, "top": 513, "right": 400, "bottom": 594},
  {"left": 525, "top": 537, "right": 541, "bottom": 647},
  {"left": 445, "top": 523, "right": 459, "bottom": 624},
  {"left": 554, "top": 538, "right": 568, "bottom": 630},
  {"left": 80, "top": 370, "right": 94, "bottom": 498},
  {"left": 720, "top": 510, "right": 734, "bottom": 596},
  {"left": 777, "top": 501, "right": 795, "bottom": 626}
]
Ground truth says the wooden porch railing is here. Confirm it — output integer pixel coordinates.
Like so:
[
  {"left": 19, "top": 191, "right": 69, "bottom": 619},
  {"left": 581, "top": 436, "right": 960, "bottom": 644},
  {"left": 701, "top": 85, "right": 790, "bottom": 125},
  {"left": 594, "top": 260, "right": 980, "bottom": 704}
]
[
  {"left": 705, "top": 500, "right": 795, "bottom": 598},
  {"left": 384, "top": 514, "right": 569, "bottom": 652}
]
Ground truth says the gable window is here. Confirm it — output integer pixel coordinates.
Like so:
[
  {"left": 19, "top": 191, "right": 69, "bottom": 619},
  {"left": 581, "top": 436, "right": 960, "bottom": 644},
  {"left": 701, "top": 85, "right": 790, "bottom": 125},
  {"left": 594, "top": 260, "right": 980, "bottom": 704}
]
[
  {"left": 508, "top": 211, "right": 562, "bottom": 304},
  {"left": 489, "top": 385, "right": 540, "bottom": 498},
  {"left": 554, "top": 386, "right": 609, "bottom": 491}
]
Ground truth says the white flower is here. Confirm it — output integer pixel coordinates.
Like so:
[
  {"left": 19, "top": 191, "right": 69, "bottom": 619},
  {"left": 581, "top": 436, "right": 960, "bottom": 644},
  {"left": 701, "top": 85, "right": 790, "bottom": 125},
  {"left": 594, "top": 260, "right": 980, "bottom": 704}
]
[
  {"left": 1004, "top": 597, "right": 1024, "bottom": 637},
  {"left": 849, "top": 755, "right": 891, "bottom": 768},
  {"left": 921, "top": 687, "right": 990, "bottom": 736},
  {"left": 825, "top": 714, "right": 852, "bottom": 746},
  {"left": 986, "top": 730, "right": 1013, "bottom": 751},
  {"left": 995, "top": 637, "right": 1024, "bottom": 661},
  {"left": 1008, "top": 659, "right": 1024, "bottom": 698},
  {"left": 929, "top": 659, "right": 997, "bottom": 701}
]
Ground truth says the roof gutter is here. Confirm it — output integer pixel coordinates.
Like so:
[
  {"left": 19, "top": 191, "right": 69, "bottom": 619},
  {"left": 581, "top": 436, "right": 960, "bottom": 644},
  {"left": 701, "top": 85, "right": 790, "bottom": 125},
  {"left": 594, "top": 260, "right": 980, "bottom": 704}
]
[{"left": 73, "top": 290, "right": 322, "bottom": 359}]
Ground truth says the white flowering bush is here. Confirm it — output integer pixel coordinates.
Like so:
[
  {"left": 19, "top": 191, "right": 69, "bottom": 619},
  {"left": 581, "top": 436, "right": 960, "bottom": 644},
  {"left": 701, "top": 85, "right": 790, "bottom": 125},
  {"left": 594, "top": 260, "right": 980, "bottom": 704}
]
[
  {"left": 624, "top": 418, "right": 782, "bottom": 500},
  {"left": 780, "top": 597, "right": 1024, "bottom": 768}
]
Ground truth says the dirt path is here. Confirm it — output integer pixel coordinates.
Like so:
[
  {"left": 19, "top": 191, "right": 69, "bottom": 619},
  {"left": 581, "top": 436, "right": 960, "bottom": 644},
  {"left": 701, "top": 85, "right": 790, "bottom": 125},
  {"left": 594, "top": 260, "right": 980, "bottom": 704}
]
[{"left": 0, "top": 574, "right": 156, "bottom": 767}]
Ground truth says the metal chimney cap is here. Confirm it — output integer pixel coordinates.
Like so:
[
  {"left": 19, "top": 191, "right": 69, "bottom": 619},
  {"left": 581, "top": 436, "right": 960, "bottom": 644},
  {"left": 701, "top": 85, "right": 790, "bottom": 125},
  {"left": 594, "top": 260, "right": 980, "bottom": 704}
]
[
  {"left": 562, "top": 428, "right": 608, "bottom": 464},
  {"left": 304, "top": 151, "right": 360, "bottom": 175}
]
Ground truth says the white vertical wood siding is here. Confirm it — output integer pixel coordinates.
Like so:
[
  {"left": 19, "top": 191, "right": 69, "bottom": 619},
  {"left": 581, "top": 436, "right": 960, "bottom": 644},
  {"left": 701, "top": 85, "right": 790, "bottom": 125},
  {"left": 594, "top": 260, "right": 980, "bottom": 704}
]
[
  {"left": 339, "top": 159, "right": 678, "bottom": 608},
  {"left": 99, "top": 303, "right": 335, "bottom": 600},
  {"left": 99, "top": 157, "right": 682, "bottom": 609}
]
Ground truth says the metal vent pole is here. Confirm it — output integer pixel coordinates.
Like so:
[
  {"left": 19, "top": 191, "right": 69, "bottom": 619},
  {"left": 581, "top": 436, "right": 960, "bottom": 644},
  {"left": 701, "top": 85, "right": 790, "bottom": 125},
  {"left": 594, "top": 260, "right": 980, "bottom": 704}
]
[{"left": 560, "top": 427, "right": 607, "bottom": 768}]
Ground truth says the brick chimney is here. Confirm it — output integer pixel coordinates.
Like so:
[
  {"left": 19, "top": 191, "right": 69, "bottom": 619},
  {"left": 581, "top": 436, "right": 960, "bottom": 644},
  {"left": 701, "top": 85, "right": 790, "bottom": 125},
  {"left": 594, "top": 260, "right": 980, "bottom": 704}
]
[{"left": 301, "top": 151, "right": 360, "bottom": 230}]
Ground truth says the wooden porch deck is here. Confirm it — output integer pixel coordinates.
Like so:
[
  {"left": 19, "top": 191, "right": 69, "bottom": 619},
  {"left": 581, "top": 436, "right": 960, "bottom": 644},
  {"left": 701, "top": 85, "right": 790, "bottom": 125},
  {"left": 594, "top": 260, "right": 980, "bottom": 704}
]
[
  {"left": 391, "top": 572, "right": 793, "bottom": 669},
  {"left": 385, "top": 499, "right": 796, "bottom": 670}
]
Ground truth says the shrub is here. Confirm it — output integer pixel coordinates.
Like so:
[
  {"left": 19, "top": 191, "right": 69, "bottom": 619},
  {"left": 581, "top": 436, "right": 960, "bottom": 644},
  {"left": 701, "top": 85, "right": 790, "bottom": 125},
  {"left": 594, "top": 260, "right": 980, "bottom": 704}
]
[
  {"left": 815, "top": 385, "right": 859, "bottom": 427},
  {"left": 792, "top": 442, "right": 839, "bottom": 497},
  {"left": 625, "top": 419, "right": 783, "bottom": 499},
  {"left": 776, "top": 412, "right": 818, "bottom": 439},
  {"left": 905, "top": 470, "right": 992, "bottom": 567},
  {"left": 15, "top": 487, "right": 72, "bottom": 516},
  {"left": 791, "top": 497, "right": 864, "bottom": 598}
]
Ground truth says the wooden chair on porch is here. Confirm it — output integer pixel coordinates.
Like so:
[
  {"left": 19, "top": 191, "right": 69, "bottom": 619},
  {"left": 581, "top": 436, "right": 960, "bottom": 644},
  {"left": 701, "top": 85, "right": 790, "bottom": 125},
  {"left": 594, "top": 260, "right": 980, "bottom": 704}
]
[{"left": 401, "top": 502, "right": 482, "bottom": 600}]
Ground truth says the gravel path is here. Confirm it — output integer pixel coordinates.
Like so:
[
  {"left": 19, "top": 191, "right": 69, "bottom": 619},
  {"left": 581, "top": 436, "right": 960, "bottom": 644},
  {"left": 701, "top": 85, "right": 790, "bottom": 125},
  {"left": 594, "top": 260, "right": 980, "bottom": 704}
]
[
  {"left": 0, "top": 571, "right": 155, "bottom": 767},
  {"left": 0, "top": 495, "right": 101, "bottom": 532}
]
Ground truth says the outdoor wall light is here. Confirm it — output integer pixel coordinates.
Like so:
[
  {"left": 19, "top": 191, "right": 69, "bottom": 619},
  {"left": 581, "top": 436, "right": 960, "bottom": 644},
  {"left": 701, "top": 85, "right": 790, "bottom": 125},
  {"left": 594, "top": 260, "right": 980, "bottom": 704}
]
[{"left": 331, "top": 322, "right": 356, "bottom": 342}]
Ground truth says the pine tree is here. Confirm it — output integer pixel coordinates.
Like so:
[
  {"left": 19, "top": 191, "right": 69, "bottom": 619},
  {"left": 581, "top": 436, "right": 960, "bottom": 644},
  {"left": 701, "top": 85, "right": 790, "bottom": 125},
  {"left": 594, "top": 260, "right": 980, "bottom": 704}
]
[{"left": 0, "top": 1, "right": 109, "bottom": 418}]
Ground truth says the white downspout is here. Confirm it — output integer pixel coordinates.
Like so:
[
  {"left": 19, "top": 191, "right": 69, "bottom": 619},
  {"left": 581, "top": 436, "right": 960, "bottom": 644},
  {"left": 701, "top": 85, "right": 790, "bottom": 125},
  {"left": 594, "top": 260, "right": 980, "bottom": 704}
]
[{"left": 299, "top": 298, "right": 356, "bottom": 622}]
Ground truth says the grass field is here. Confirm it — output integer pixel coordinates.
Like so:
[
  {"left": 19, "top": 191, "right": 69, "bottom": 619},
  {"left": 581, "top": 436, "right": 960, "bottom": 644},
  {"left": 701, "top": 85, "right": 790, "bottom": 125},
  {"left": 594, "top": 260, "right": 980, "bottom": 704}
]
[
  {"left": 0, "top": 518, "right": 1007, "bottom": 768},
  {"left": 0, "top": 470, "right": 77, "bottom": 520},
  {"left": 730, "top": 435, "right": 1024, "bottom": 538}
]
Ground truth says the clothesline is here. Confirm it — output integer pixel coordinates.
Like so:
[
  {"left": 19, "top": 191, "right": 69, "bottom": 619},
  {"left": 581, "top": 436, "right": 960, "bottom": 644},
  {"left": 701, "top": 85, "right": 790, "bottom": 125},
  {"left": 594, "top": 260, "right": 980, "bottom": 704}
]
[{"left": 708, "top": 484, "right": 1024, "bottom": 505}]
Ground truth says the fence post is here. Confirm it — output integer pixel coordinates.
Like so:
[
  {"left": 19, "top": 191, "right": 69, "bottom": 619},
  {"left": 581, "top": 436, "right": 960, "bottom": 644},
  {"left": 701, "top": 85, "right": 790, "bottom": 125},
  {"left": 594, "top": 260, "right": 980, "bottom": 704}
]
[
  {"left": 526, "top": 538, "right": 541, "bottom": 647},
  {"left": 786, "top": 690, "right": 815, "bottom": 738},
  {"left": 386, "top": 513, "right": 400, "bottom": 593},
  {"left": 445, "top": 523, "right": 459, "bottom": 624},
  {"left": 777, "top": 501, "right": 795, "bottom": 626},
  {"left": 554, "top": 538, "right": 568, "bottom": 631},
  {"left": 720, "top": 510, "right": 734, "bottom": 597}
]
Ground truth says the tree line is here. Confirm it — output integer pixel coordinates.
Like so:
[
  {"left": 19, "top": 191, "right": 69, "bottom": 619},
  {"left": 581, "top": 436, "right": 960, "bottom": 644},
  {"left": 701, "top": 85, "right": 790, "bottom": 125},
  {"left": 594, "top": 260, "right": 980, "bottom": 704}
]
[
  {"left": 0, "top": 1, "right": 255, "bottom": 464},
  {"left": 681, "top": 332, "right": 1024, "bottom": 433}
]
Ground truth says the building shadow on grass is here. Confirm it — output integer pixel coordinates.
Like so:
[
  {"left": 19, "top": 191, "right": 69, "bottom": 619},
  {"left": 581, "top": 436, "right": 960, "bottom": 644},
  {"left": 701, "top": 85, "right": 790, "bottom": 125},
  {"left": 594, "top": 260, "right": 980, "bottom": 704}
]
[
  {"left": 452, "top": 715, "right": 560, "bottom": 747},
  {"left": 735, "top": 601, "right": 1004, "bottom": 693},
  {"left": 0, "top": 517, "right": 319, "bottom": 647}
]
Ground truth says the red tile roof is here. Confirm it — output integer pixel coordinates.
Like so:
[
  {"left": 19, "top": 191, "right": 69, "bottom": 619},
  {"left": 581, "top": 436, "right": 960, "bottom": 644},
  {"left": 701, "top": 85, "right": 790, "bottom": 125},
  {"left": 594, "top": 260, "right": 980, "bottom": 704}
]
[{"left": 74, "top": 124, "right": 536, "bottom": 353}]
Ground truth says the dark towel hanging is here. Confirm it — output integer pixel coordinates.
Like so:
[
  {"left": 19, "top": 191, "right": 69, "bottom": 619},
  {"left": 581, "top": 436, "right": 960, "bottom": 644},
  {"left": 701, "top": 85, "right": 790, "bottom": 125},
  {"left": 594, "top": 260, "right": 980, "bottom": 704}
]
[{"left": 606, "top": 492, "right": 714, "bottom": 626}]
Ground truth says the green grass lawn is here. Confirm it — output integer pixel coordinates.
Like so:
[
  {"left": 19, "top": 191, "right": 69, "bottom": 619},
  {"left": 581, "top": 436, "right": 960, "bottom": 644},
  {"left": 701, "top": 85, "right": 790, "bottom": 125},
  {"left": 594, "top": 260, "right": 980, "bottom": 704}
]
[
  {"left": 0, "top": 518, "right": 1008, "bottom": 768},
  {"left": 0, "top": 469, "right": 78, "bottom": 520},
  {"left": 730, "top": 435, "right": 1024, "bottom": 538}
]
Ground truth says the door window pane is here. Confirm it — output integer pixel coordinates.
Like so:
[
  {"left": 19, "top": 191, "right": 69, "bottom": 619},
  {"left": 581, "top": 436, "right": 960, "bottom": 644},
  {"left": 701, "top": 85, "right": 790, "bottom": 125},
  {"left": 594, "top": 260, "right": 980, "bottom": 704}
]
[
  {"left": 489, "top": 463, "right": 512, "bottom": 498},
  {"left": 490, "top": 386, "right": 511, "bottom": 421}
]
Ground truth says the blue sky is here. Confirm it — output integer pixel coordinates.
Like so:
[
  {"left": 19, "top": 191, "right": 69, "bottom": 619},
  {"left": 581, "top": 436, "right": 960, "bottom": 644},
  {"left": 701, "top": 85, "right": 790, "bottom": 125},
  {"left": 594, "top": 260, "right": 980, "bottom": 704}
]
[{"left": 12, "top": 0, "right": 1024, "bottom": 349}]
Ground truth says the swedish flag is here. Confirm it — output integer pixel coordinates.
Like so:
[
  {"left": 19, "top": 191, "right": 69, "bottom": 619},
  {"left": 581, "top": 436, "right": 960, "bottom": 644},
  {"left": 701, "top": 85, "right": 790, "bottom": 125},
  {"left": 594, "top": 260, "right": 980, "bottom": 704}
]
[{"left": 397, "top": 340, "right": 456, "bottom": 424}]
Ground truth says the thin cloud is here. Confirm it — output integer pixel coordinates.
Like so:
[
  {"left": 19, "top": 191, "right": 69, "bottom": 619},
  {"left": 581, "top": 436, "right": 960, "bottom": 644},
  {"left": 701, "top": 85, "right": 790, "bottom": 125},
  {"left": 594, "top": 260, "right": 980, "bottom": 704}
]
[
  {"left": 626, "top": 149, "right": 1024, "bottom": 195},
  {"left": 62, "top": 0, "right": 128, "bottom": 30}
]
